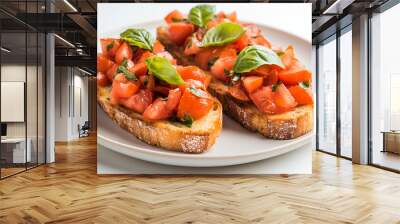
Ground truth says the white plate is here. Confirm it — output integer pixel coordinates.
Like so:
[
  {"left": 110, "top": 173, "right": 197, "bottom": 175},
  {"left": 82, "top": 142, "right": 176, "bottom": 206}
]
[{"left": 97, "top": 20, "right": 313, "bottom": 167}]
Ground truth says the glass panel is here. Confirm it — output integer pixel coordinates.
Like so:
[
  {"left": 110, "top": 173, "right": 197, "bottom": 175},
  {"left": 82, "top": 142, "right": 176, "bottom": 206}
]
[
  {"left": 371, "top": 4, "right": 400, "bottom": 171},
  {"left": 1, "top": 30, "right": 27, "bottom": 177},
  {"left": 318, "top": 37, "right": 337, "bottom": 154},
  {"left": 27, "top": 31, "right": 38, "bottom": 169},
  {"left": 38, "top": 32, "right": 45, "bottom": 165},
  {"left": 340, "top": 29, "right": 352, "bottom": 158}
]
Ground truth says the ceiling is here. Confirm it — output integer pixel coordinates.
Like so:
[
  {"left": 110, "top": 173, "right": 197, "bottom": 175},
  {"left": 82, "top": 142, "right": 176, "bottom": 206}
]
[{"left": 0, "top": 0, "right": 394, "bottom": 72}]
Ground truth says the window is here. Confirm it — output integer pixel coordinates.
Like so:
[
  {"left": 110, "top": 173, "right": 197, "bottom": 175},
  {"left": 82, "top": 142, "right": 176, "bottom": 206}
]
[
  {"left": 370, "top": 3, "right": 400, "bottom": 171},
  {"left": 317, "top": 36, "right": 337, "bottom": 154},
  {"left": 339, "top": 28, "right": 352, "bottom": 158}
]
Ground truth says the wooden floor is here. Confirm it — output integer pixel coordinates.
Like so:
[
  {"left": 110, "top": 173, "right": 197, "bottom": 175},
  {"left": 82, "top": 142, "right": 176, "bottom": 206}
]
[{"left": 0, "top": 135, "right": 400, "bottom": 224}]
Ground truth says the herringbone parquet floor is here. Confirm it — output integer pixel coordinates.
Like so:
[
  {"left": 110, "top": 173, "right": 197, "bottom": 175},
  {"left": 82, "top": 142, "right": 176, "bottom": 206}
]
[{"left": 0, "top": 135, "right": 400, "bottom": 224}]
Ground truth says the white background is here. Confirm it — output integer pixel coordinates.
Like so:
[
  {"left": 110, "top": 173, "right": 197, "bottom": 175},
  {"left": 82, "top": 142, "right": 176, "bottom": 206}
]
[
  {"left": 97, "top": 3, "right": 313, "bottom": 174},
  {"left": 98, "top": 3, "right": 311, "bottom": 49}
]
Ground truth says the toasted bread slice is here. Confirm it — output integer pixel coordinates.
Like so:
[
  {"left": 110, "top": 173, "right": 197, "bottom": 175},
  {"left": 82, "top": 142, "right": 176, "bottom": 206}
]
[
  {"left": 157, "top": 26, "right": 313, "bottom": 139},
  {"left": 98, "top": 86, "right": 223, "bottom": 153}
]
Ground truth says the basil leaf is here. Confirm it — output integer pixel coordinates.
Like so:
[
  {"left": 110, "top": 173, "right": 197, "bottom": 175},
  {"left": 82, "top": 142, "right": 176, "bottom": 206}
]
[
  {"left": 300, "top": 81, "right": 310, "bottom": 89},
  {"left": 181, "top": 113, "right": 193, "bottom": 128},
  {"left": 117, "top": 65, "right": 137, "bottom": 81},
  {"left": 233, "top": 45, "right": 284, "bottom": 73},
  {"left": 201, "top": 22, "right": 245, "bottom": 47},
  {"left": 145, "top": 56, "right": 185, "bottom": 85},
  {"left": 188, "top": 5, "right": 215, "bottom": 28},
  {"left": 106, "top": 42, "right": 113, "bottom": 51},
  {"left": 120, "top": 28, "right": 154, "bottom": 51}
]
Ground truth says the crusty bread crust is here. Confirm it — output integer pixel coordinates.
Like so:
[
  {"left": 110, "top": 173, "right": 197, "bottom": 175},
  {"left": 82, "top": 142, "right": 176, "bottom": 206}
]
[
  {"left": 98, "top": 86, "right": 222, "bottom": 153},
  {"left": 157, "top": 26, "right": 313, "bottom": 140},
  {"left": 208, "top": 80, "right": 313, "bottom": 139}
]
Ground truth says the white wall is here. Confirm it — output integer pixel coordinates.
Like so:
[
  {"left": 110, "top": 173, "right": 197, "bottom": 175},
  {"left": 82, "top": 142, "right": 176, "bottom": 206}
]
[
  {"left": 1, "top": 63, "right": 46, "bottom": 164},
  {"left": 54, "top": 67, "right": 89, "bottom": 141}
]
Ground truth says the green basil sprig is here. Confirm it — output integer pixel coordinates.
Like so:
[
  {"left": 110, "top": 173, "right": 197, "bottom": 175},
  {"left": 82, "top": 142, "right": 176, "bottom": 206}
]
[
  {"left": 188, "top": 5, "right": 216, "bottom": 28},
  {"left": 201, "top": 22, "right": 245, "bottom": 47},
  {"left": 299, "top": 81, "right": 310, "bottom": 89},
  {"left": 120, "top": 28, "right": 154, "bottom": 51},
  {"left": 145, "top": 56, "right": 185, "bottom": 85},
  {"left": 117, "top": 65, "right": 137, "bottom": 81},
  {"left": 181, "top": 114, "right": 193, "bottom": 127},
  {"left": 233, "top": 45, "right": 284, "bottom": 73}
]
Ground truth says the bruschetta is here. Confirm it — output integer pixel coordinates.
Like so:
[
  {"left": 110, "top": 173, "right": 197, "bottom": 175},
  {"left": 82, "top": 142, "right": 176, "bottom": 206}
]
[
  {"left": 97, "top": 28, "right": 222, "bottom": 153},
  {"left": 157, "top": 5, "right": 313, "bottom": 139}
]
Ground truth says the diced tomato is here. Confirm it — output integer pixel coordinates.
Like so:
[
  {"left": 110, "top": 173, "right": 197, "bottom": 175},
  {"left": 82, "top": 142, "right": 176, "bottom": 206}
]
[
  {"left": 137, "top": 51, "right": 154, "bottom": 63},
  {"left": 143, "top": 98, "right": 173, "bottom": 121},
  {"left": 243, "top": 24, "right": 261, "bottom": 38},
  {"left": 176, "top": 66, "right": 211, "bottom": 88},
  {"left": 166, "top": 88, "right": 182, "bottom": 111},
  {"left": 178, "top": 79, "right": 206, "bottom": 93},
  {"left": 111, "top": 74, "right": 140, "bottom": 99},
  {"left": 249, "top": 65, "right": 270, "bottom": 77},
  {"left": 278, "top": 68, "right": 312, "bottom": 85},
  {"left": 109, "top": 90, "right": 119, "bottom": 106},
  {"left": 120, "top": 89, "right": 153, "bottom": 114},
  {"left": 184, "top": 35, "right": 201, "bottom": 55},
  {"left": 195, "top": 48, "right": 215, "bottom": 70},
  {"left": 97, "top": 54, "right": 114, "bottom": 73},
  {"left": 168, "top": 22, "right": 195, "bottom": 45},
  {"left": 216, "top": 11, "right": 225, "bottom": 20},
  {"left": 251, "top": 36, "right": 272, "bottom": 48},
  {"left": 228, "top": 83, "right": 250, "bottom": 101},
  {"left": 165, "top": 10, "right": 185, "bottom": 24},
  {"left": 281, "top": 45, "right": 296, "bottom": 69},
  {"left": 146, "top": 74, "right": 155, "bottom": 90},
  {"left": 264, "top": 70, "right": 279, "bottom": 86},
  {"left": 97, "top": 72, "right": 109, "bottom": 86},
  {"left": 288, "top": 84, "right": 313, "bottom": 105},
  {"left": 210, "top": 56, "right": 236, "bottom": 82},
  {"left": 106, "top": 63, "right": 118, "bottom": 81},
  {"left": 156, "top": 51, "right": 177, "bottom": 65},
  {"left": 249, "top": 86, "right": 277, "bottom": 114},
  {"left": 100, "top": 38, "right": 121, "bottom": 58},
  {"left": 124, "top": 59, "right": 135, "bottom": 70},
  {"left": 207, "top": 20, "right": 218, "bottom": 29},
  {"left": 232, "top": 34, "right": 249, "bottom": 51},
  {"left": 242, "top": 76, "right": 263, "bottom": 93},
  {"left": 226, "top": 11, "right": 237, "bottom": 22},
  {"left": 115, "top": 42, "right": 133, "bottom": 65},
  {"left": 129, "top": 62, "right": 147, "bottom": 76},
  {"left": 153, "top": 40, "right": 165, "bottom": 54},
  {"left": 177, "top": 88, "right": 213, "bottom": 120},
  {"left": 153, "top": 86, "right": 170, "bottom": 96},
  {"left": 273, "top": 83, "right": 297, "bottom": 113},
  {"left": 219, "top": 47, "right": 237, "bottom": 58}
]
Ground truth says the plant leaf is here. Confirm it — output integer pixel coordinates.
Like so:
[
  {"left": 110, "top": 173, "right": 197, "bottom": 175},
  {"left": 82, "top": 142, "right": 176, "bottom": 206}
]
[
  {"left": 120, "top": 28, "right": 154, "bottom": 51},
  {"left": 233, "top": 45, "right": 284, "bottom": 73},
  {"left": 300, "top": 81, "right": 310, "bottom": 89},
  {"left": 201, "top": 22, "right": 245, "bottom": 47},
  {"left": 145, "top": 56, "right": 185, "bottom": 85},
  {"left": 180, "top": 113, "right": 193, "bottom": 128},
  {"left": 188, "top": 5, "right": 216, "bottom": 28}
]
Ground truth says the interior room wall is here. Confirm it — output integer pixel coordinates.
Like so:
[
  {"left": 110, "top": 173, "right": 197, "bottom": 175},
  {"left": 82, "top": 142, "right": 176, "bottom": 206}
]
[
  {"left": 1, "top": 64, "right": 40, "bottom": 139},
  {"left": 54, "top": 67, "right": 89, "bottom": 141}
]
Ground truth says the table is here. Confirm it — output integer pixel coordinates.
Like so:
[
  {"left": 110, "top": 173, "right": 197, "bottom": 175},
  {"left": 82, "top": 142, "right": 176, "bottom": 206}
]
[{"left": 1, "top": 138, "right": 31, "bottom": 164}]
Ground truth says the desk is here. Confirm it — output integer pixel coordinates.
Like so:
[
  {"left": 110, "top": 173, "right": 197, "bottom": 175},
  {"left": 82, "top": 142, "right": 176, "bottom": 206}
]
[{"left": 1, "top": 138, "right": 31, "bottom": 163}]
